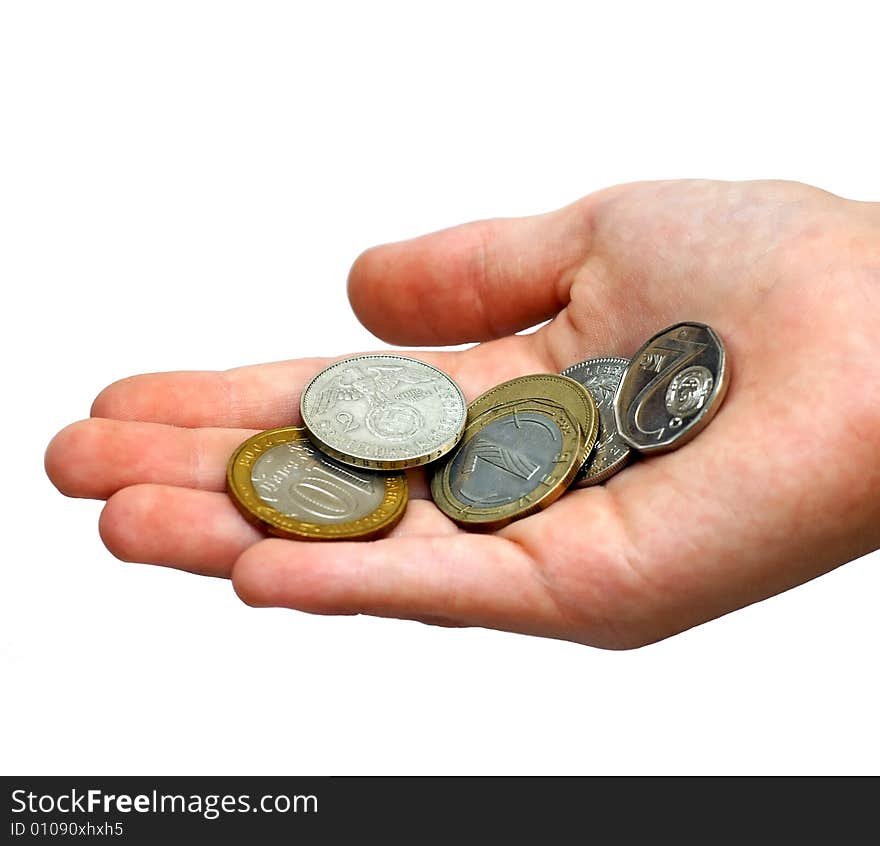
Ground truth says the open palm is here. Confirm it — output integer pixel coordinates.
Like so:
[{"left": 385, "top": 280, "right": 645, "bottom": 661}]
[{"left": 46, "top": 180, "right": 880, "bottom": 647}]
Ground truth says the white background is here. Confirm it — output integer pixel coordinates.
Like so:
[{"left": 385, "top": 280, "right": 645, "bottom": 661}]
[{"left": 2, "top": 1, "right": 878, "bottom": 775}]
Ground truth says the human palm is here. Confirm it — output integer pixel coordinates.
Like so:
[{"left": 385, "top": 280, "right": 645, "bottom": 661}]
[{"left": 46, "top": 180, "right": 880, "bottom": 647}]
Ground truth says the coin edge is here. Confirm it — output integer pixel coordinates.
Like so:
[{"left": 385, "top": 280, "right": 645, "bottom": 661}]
[{"left": 226, "top": 426, "right": 409, "bottom": 540}]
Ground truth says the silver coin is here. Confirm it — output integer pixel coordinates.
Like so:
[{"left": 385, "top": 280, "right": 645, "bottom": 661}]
[
  {"left": 561, "top": 357, "right": 632, "bottom": 486},
  {"left": 252, "top": 440, "right": 385, "bottom": 524},
  {"left": 614, "top": 322, "right": 729, "bottom": 453},
  {"left": 300, "top": 354, "right": 467, "bottom": 470}
]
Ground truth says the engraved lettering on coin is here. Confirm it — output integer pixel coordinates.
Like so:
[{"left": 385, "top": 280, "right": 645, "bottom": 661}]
[
  {"left": 448, "top": 411, "right": 562, "bottom": 507},
  {"left": 301, "top": 354, "right": 468, "bottom": 469},
  {"left": 561, "top": 358, "right": 632, "bottom": 486},
  {"left": 639, "top": 352, "right": 669, "bottom": 373},
  {"left": 251, "top": 441, "right": 383, "bottom": 524},
  {"left": 615, "top": 322, "right": 729, "bottom": 454},
  {"left": 665, "top": 365, "right": 713, "bottom": 418}
]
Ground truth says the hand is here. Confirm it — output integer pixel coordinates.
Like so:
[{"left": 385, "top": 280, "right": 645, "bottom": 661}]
[{"left": 45, "top": 180, "right": 880, "bottom": 647}]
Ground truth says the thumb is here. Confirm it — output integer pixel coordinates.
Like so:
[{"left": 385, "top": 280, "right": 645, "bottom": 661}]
[{"left": 347, "top": 200, "right": 592, "bottom": 345}]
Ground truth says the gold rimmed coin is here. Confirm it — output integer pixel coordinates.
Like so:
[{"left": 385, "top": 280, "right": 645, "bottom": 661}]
[
  {"left": 430, "top": 375, "right": 598, "bottom": 530},
  {"left": 227, "top": 427, "right": 407, "bottom": 540}
]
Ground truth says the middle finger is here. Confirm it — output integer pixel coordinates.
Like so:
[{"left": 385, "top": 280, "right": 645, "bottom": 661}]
[{"left": 46, "top": 417, "right": 432, "bottom": 501}]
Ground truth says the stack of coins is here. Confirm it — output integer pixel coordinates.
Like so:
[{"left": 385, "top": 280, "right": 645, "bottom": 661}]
[
  {"left": 227, "top": 355, "right": 467, "bottom": 540},
  {"left": 226, "top": 322, "right": 729, "bottom": 539}
]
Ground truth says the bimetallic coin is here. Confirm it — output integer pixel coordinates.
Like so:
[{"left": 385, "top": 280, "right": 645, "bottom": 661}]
[
  {"left": 227, "top": 427, "right": 407, "bottom": 540},
  {"left": 614, "top": 321, "right": 729, "bottom": 453},
  {"left": 431, "top": 375, "right": 598, "bottom": 530},
  {"left": 561, "top": 357, "right": 632, "bottom": 486},
  {"left": 300, "top": 355, "right": 467, "bottom": 470}
]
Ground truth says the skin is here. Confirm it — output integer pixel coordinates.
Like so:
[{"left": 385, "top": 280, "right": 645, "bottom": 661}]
[{"left": 45, "top": 180, "right": 880, "bottom": 648}]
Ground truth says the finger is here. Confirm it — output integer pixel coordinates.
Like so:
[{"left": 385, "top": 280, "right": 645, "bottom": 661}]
[
  {"left": 99, "top": 486, "right": 459, "bottom": 580},
  {"left": 231, "top": 532, "right": 574, "bottom": 639},
  {"left": 347, "top": 201, "right": 592, "bottom": 345},
  {"left": 89, "top": 336, "right": 547, "bottom": 428},
  {"left": 99, "top": 485, "right": 262, "bottom": 578},
  {"left": 90, "top": 357, "right": 330, "bottom": 428},
  {"left": 46, "top": 418, "right": 258, "bottom": 499},
  {"left": 47, "top": 417, "right": 436, "bottom": 501}
]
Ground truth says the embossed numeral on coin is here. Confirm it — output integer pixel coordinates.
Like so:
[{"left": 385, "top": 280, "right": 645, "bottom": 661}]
[
  {"left": 227, "top": 427, "right": 408, "bottom": 540},
  {"left": 465, "top": 439, "right": 541, "bottom": 481},
  {"left": 630, "top": 336, "right": 708, "bottom": 440},
  {"left": 286, "top": 464, "right": 376, "bottom": 520},
  {"left": 335, "top": 411, "right": 359, "bottom": 433},
  {"left": 431, "top": 375, "right": 597, "bottom": 529}
]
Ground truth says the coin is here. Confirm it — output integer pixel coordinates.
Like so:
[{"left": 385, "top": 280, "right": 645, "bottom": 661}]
[
  {"left": 227, "top": 427, "right": 408, "bottom": 540},
  {"left": 561, "top": 357, "right": 632, "bottom": 486},
  {"left": 614, "top": 321, "right": 729, "bottom": 453},
  {"left": 300, "top": 354, "right": 467, "bottom": 470},
  {"left": 430, "top": 375, "right": 598, "bottom": 530}
]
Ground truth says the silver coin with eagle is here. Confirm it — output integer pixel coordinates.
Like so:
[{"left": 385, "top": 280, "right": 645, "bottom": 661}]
[{"left": 300, "top": 354, "right": 467, "bottom": 470}]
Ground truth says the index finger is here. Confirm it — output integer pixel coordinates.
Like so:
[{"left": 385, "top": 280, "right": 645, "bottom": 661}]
[{"left": 89, "top": 335, "right": 550, "bottom": 429}]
